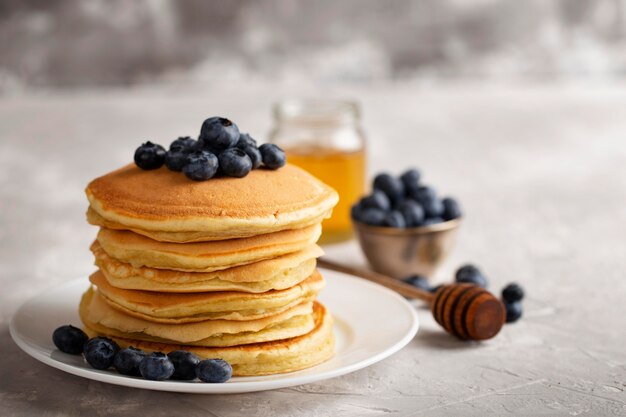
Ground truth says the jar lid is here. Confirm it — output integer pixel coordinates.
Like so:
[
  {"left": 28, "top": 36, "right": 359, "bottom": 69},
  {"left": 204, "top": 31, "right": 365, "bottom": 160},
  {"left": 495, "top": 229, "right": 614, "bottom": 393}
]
[{"left": 273, "top": 100, "right": 360, "bottom": 127}]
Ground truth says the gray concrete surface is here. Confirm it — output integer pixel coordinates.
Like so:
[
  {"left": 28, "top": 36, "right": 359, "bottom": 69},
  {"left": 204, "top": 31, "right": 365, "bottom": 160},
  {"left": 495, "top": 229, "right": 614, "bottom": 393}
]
[{"left": 0, "top": 83, "right": 625, "bottom": 416}]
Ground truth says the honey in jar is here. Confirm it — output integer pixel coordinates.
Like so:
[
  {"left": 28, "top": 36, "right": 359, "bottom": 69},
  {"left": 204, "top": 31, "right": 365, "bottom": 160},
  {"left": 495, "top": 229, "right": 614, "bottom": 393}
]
[{"left": 268, "top": 100, "right": 367, "bottom": 244}]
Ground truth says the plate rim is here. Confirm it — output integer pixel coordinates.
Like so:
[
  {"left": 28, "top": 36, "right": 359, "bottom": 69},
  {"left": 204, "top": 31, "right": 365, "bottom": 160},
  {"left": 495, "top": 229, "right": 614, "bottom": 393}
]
[{"left": 10, "top": 268, "right": 419, "bottom": 394}]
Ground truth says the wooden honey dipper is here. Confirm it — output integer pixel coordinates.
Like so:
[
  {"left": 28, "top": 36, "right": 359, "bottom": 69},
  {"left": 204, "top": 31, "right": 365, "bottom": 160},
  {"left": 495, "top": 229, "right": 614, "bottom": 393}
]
[{"left": 318, "top": 258, "right": 506, "bottom": 341}]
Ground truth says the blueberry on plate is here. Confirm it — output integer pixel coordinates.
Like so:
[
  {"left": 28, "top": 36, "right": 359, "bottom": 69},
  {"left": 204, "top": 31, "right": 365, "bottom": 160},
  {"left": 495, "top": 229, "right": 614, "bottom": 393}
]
[
  {"left": 400, "top": 168, "right": 421, "bottom": 191},
  {"left": 134, "top": 141, "right": 166, "bottom": 170},
  {"left": 502, "top": 283, "right": 525, "bottom": 303},
  {"left": 199, "top": 117, "right": 240, "bottom": 151},
  {"left": 397, "top": 200, "right": 424, "bottom": 227},
  {"left": 83, "top": 337, "right": 119, "bottom": 370},
  {"left": 169, "top": 136, "right": 196, "bottom": 152},
  {"left": 139, "top": 352, "right": 175, "bottom": 381},
  {"left": 52, "top": 325, "right": 88, "bottom": 355},
  {"left": 383, "top": 210, "right": 406, "bottom": 228},
  {"left": 240, "top": 145, "right": 262, "bottom": 169},
  {"left": 114, "top": 347, "right": 146, "bottom": 376},
  {"left": 404, "top": 275, "right": 430, "bottom": 292},
  {"left": 259, "top": 143, "right": 286, "bottom": 169},
  {"left": 196, "top": 359, "right": 233, "bottom": 383},
  {"left": 505, "top": 301, "right": 523, "bottom": 323},
  {"left": 358, "top": 208, "right": 386, "bottom": 226},
  {"left": 168, "top": 350, "right": 201, "bottom": 380},
  {"left": 442, "top": 197, "right": 462, "bottom": 220},
  {"left": 183, "top": 150, "right": 219, "bottom": 181},
  {"left": 235, "top": 133, "right": 257, "bottom": 149},
  {"left": 219, "top": 148, "right": 253, "bottom": 178},
  {"left": 373, "top": 173, "right": 404, "bottom": 205},
  {"left": 455, "top": 264, "right": 488, "bottom": 288},
  {"left": 421, "top": 198, "right": 444, "bottom": 218},
  {"left": 360, "top": 190, "right": 391, "bottom": 212}
]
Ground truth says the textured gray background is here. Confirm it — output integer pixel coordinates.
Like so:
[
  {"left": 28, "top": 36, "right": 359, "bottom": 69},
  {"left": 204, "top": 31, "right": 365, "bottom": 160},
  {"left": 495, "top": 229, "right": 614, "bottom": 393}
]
[
  {"left": 2, "top": 0, "right": 626, "bottom": 89},
  {"left": 0, "top": 83, "right": 625, "bottom": 416}
]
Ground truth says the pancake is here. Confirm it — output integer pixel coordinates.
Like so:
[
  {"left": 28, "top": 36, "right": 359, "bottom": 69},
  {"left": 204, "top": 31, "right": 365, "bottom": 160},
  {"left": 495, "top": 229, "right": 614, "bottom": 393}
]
[
  {"left": 87, "top": 207, "right": 331, "bottom": 244},
  {"left": 86, "top": 163, "right": 338, "bottom": 241},
  {"left": 90, "top": 269, "right": 325, "bottom": 323},
  {"left": 96, "top": 224, "right": 321, "bottom": 272},
  {"left": 83, "top": 302, "right": 334, "bottom": 376},
  {"left": 92, "top": 241, "right": 322, "bottom": 293},
  {"left": 80, "top": 288, "right": 316, "bottom": 347}
]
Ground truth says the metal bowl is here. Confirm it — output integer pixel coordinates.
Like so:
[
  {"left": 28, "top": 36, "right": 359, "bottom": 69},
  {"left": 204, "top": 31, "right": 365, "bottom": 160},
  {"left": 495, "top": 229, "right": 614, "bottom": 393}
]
[{"left": 353, "top": 218, "right": 461, "bottom": 279}]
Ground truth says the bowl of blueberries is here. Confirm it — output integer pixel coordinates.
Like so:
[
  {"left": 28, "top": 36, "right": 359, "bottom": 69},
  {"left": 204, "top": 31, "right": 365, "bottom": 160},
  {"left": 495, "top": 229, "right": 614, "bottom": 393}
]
[{"left": 351, "top": 168, "right": 462, "bottom": 279}]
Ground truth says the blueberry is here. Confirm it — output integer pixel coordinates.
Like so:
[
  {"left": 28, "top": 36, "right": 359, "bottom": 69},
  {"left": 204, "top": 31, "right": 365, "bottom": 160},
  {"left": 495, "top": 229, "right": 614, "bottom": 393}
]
[
  {"left": 455, "top": 264, "right": 488, "bottom": 288},
  {"left": 390, "top": 197, "right": 406, "bottom": 210},
  {"left": 169, "top": 136, "right": 196, "bottom": 152},
  {"left": 235, "top": 133, "right": 257, "bottom": 149},
  {"left": 196, "top": 359, "right": 232, "bottom": 383},
  {"left": 219, "top": 148, "right": 253, "bottom": 178},
  {"left": 360, "top": 190, "right": 391, "bottom": 212},
  {"left": 422, "top": 198, "right": 444, "bottom": 218},
  {"left": 134, "top": 141, "right": 166, "bottom": 170},
  {"left": 505, "top": 301, "right": 523, "bottom": 323},
  {"left": 409, "top": 185, "right": 436, "bottom": 204},
  {"left": 400, "top": 169, "right": 421, "bottom": 191},
  {"left": 165, "top": 151, "right": 189, "bottom": 171},
  {"left": 183, "top": 150, "right": 219, "bottom": 181},
  {"left": 358, "top": 208, "right": 386, "bottom": 226},
  {"left": 404, "top": 275, "right": 430, "bottom": 292},
  {"left": 83, "top": 337, "right": 119, "bottom": 370},
  {"left": 442, "top": 197, "right": 462, "bottom": 220},
  {"left": 456, "top": 264, "right": 480, "bottom": 278},
  {"left": 52, "top": 325, "right": 88, "bottom": 355},
  {"left": 502, "top": 283, "right": 525, "bottom": 303},
  {"left": 373, "top": 173, "right": 404, "bottom": 205},
  {"left": 397, "top": 200, "right": 424, "bottom": 227},
  {"left": 259, "top": 144, "right": 286, "bottom": 169},
  {"left": 139, "top": 352, "right": 175, "bottom": 381},
  {"left": 199, "top": 117, "right": 240, "bottom": 151},
  {"left": 168, "top": 350, "right": 201, "bottom": 380},
  {"left": 240, "top": 145, "right": 262, "bottom": 169},
  {"left": 430, "top": 284, "right": 444, "bottom": 294},
  {"left": 421, "top": 217, "right": 444, "bottom": 226},
  {"left": 350, "top": 203, "right": 363, "bottom": 220},
  {"left": 383, "top": 210, "right": 406, "bottom": 228},
  {"left": 114, "top": 347, "right": 146, "bottom": 376}
]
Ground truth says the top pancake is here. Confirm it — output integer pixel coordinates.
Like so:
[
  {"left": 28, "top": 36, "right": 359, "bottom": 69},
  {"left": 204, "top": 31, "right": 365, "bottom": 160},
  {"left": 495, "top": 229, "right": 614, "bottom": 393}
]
[{"left": 86, "top": 163, "right": 338, "bottom": 241}]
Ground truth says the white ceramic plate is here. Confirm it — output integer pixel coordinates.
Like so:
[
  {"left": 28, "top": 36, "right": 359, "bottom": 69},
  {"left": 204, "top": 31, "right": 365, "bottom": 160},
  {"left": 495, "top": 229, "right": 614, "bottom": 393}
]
[{"left": 10, "top": 268, "right": 419, "bottom": 394}]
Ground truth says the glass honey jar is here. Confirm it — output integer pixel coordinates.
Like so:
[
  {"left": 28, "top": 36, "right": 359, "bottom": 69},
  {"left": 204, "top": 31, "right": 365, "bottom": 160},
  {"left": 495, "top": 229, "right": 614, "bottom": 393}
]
[{"left": 268, "top": 100, "right": 367, "bottom": 244}]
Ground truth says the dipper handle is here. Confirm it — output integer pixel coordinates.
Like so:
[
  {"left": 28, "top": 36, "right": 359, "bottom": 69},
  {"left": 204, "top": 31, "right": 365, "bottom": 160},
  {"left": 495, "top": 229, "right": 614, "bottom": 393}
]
[
  {"left": 317, "top": 258, "right": 435, "bottom": 303},
  {"left": 318, "top": 258, "right": 505, "bottom": 341}
]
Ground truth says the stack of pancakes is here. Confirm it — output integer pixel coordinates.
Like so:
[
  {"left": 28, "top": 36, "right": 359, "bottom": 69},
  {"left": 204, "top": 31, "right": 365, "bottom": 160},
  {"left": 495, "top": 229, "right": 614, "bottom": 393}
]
[{"left": 79, "top": 163, "right": 339, "bottom": 376}]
